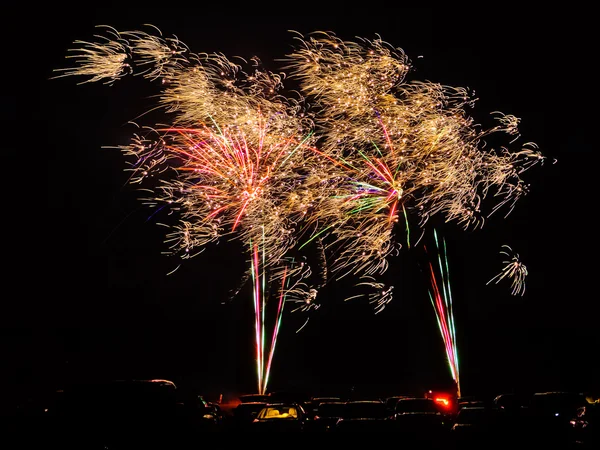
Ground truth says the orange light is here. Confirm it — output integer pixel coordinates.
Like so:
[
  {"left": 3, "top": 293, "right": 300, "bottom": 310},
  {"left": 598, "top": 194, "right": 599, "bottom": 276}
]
[{"left": 434, "top": 397, "right": 450, "bottom": 407}]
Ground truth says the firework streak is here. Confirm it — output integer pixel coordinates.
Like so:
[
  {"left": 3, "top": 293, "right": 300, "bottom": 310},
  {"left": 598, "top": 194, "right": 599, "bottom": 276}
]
[{"left": 424, "top": 229, "right": 461, "bottom": 397}]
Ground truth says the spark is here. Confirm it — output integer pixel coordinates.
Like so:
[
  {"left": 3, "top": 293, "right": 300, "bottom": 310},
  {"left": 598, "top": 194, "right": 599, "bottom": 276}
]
[
  {"left": 51, "top": 25, "right": 132, "bottom": 84},
  {"left": 487, "top": 245, "right": 528, "bottom": 296}
]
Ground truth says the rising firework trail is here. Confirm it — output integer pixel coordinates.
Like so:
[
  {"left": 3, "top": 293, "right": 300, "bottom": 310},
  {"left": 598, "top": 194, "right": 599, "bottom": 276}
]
[
  {"left": 423, "top": 229, "right": 461, "bottom": 397},
  {"left": 250, "top": 242, "right": 287, "bottom": 395},
  {"left": 250, "top": 243, "right": 287, "bottom": 395}
]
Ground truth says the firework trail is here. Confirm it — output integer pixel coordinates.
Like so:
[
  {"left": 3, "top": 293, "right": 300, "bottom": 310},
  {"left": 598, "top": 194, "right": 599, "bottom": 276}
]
[
  {"left": 424, "top": 229, "right": 461, "bottom": 397},
  {"left": 254, "top": 254, "right": 319, "bottom": 393},
  {"left": 487, "top": 245, "right": 528, "bottom": 296},
  {"left": 250, "top": 243, "right": 287, "bottom": 395}
]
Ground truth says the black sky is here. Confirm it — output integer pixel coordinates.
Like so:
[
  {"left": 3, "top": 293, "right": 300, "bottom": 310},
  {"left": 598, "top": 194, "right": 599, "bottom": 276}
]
[{"left": 4, "top": 5, "right": 597, "bottom": 403}]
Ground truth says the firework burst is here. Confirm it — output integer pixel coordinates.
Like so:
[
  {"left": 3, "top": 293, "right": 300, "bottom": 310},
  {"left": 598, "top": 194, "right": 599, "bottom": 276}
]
[
  {"left": 283, "top": 31, "right": 544, "bottom": 306},
  {"left": 55, "top": 26, "right": 544, "bottom": 391},
  {"left": 54, "top": 25, "right": 326, "bottom": 394}
]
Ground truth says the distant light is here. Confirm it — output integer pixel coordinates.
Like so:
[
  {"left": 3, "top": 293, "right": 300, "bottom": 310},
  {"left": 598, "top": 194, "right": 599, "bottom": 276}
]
[
  {"left": 555, "top": 413, "right": 560, "bottom": 416},
  {"left": 434, "top": 397, "right": 451, "bottom": 407}
]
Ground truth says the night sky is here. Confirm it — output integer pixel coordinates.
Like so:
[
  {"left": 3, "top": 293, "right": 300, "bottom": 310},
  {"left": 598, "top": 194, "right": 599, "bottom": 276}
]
[{"left": 4, "top": 5, "right": 597, "bottom": 404}]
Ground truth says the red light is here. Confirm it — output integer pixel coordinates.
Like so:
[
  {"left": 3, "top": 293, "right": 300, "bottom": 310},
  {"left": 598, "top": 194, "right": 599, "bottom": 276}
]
[{"left": 434, "top": 397, "right": 450, "bottom": 408}]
